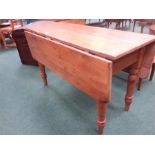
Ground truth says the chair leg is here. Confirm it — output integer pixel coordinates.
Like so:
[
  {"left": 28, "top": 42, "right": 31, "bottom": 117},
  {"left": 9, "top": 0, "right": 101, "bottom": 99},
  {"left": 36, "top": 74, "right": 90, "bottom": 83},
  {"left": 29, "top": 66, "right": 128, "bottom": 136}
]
[
  {"left": 0, "top": 33, "right": 8, "bottom": 48},
  {"left": 7, "top": 32, "right": 16, "bottom": 47},
  {"left": 133, "top": 20, "right": 136, "bottom": 32},
  {"left": 129, "top": 19, "right": 131, "bottom": 28},
  {"left": 107, "top": 22, "right": 110, "bottom": 28},
  {"left": 125, "top": 20, "right": 127, "bottom": 27},
  {"left": 122, "top": 21, "right": 124, "bottom": 30},
  {"left": 140, "top": 23, "right": 145, "bottom": 33},
  {"left": 137, "top": 78, "right": 143, "bottom": 91},
  {"left": 149, "top": 63, "right": 155, "bottom": 81}
]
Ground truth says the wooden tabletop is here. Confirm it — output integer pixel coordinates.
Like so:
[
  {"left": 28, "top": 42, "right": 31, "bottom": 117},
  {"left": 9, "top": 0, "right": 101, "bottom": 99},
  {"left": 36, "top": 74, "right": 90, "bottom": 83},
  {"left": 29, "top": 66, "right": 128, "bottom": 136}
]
[{"left": 25, "top": 21, "right": 155, "bottom": 60}]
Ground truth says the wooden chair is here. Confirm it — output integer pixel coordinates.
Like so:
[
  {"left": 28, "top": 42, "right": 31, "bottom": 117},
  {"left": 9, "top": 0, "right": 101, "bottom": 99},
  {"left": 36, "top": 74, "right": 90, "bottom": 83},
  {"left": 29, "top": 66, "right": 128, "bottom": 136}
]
[
  {"left": 133, "top": 19, "right": 155, "bottom": 33},
  {"left": 0, "top": 19, "right": 9, "bottom": 48},
  {"left": 104, "top": 19, "right": 125, "bottom": 30},
  {"left": 124, "top": 19, "right": 132, "bottom": 28},
  {"left": 0, "top": 19, "right": 23, "bottom": 48}
]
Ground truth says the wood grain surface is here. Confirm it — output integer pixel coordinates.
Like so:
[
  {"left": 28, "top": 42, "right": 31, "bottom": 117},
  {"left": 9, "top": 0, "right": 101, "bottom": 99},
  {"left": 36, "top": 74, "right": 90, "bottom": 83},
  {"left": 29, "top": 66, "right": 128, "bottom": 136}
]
[
  {"left": 25, "top": 31, "right": 112, "bottom": 101},
  {"left": 25, "top": 21, "right": 155, "bottom": 60}
]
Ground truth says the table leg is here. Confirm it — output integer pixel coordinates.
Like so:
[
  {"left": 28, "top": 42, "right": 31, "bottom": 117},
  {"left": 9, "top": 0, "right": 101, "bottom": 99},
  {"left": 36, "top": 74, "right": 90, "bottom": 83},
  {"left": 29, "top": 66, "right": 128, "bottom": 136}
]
[
  {"left": 96, "top": 100, "right": 108, "bottom": 134},
  {"left": 125, "top": 66, "right": 139, "bottom": 111},
  {"left": 149, "top": 63, "right": 155, "bottom": 81},
  {"left": 38, "top": 62, "right": 48, "bottom": 86},
  {"left": 132, "top": 20, "right": 136, "bottom": 32},
  {"left": 125, "top": 50, "right": 144, "bottom": 111}
]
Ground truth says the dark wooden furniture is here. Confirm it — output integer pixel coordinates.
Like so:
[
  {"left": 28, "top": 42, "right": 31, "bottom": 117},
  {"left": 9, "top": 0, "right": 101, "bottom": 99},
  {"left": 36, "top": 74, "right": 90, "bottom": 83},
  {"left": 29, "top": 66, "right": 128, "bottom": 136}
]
[
  {"left": 12, "top": 27, "right": 38, "bottom": 65},
  {"left": 24, "top": 21, "right": 155, "bottom": 134},
  {"left": 12, "top": 19, "right": 86, "bottom": 66}
]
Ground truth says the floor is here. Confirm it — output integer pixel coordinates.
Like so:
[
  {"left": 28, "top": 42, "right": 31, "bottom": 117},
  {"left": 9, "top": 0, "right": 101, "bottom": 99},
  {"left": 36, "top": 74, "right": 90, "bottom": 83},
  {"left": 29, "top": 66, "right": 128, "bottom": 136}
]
[{"left": 0, "top": 20, "right": 155, "bottom": 135}]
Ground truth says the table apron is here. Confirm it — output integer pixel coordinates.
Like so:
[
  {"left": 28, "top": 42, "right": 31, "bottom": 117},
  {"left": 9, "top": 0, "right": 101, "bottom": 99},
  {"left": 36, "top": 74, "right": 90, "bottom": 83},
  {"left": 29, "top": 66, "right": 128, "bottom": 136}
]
[{"left": 112, "top": 48, "right": 143, "bottom": 75}]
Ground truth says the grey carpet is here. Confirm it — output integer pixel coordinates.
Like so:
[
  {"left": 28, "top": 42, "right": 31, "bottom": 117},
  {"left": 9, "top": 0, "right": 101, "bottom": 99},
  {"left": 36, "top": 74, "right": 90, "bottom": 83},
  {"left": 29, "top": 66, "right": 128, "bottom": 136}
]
[{"left": 0, "top": 21, "right": 155, "bottom": 134}]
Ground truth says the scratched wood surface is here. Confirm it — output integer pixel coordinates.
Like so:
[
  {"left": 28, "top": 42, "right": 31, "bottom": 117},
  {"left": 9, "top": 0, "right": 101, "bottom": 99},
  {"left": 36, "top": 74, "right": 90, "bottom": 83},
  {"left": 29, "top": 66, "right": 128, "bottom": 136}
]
[
  {"left": 24, "top": 21, "right": 155, "bottom": 60},
  {"left": 25, "top": 31, "right": 112, "bottom": 101}
]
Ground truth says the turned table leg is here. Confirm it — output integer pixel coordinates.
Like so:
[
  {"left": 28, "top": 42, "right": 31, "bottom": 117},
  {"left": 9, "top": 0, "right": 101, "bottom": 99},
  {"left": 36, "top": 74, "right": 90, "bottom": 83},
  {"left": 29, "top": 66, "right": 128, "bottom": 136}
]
[
  {"left": 38, "top": 62, "right": 48, "bottom": 86},
  {"left": 149, "top": 63, "right": 155, "bottom": 81},
  {"left": 96, "top": 100, "right": 108, "bottom": 134},
  {"left": 125, "top": 50, "right": 144, "bottom": 111},
  {"left": 125, "top": 66, "right": 138, "bottom": 111}
]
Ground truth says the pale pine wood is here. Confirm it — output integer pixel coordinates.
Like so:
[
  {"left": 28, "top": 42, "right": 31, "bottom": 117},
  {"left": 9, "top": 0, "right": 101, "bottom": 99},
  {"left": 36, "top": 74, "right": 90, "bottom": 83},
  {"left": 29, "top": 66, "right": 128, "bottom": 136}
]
[
  {"left": 25, "top": 31, "right": 112, "bottom": 101},
  {"left": 112, "top": 51, "right": 139, "bottom": 74},
  {"left": 96, "top": 100, "right": 108, "bottom": 134},
  {"left": 25, "top": 31, "right": 112, "bottom": 134},
  {"left": 59, "top": 19, "right": 86, "bottom": 25},
  {"left": 25, "top": 21, "right": 155, "bottom": 60},
  {"left": 24, "top": 21, "right": 155, "bottom": 134}
]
